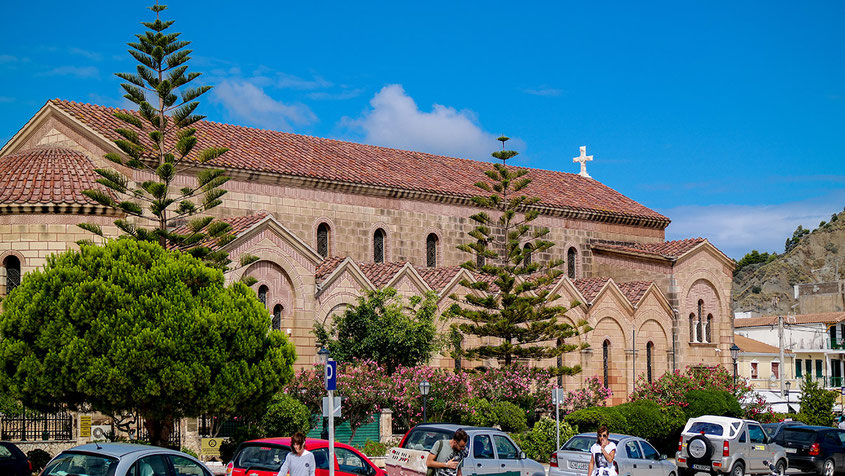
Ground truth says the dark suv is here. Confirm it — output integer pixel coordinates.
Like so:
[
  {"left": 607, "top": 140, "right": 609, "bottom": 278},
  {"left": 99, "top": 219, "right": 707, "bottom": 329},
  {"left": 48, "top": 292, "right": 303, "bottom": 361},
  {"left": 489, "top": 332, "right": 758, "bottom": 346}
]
[
  {"left": 0, "top": 442, "right": 30, "bottom": 476},
  {"left": 771, "top": 425, "right": 845, "bottom": 476}
]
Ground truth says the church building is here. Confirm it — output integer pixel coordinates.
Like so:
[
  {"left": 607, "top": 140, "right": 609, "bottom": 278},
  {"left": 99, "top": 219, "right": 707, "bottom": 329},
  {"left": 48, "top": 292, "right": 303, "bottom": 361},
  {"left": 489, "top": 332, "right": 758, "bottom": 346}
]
[{"left": 0, "top": 100, "right": 735, "bottom": 403}]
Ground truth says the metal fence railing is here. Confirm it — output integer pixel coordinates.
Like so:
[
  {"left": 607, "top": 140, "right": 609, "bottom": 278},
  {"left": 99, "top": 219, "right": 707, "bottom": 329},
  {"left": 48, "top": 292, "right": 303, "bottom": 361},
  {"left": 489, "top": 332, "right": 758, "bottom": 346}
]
[{"left": 0, "top": 411, "right": 74, "bottom": 441}]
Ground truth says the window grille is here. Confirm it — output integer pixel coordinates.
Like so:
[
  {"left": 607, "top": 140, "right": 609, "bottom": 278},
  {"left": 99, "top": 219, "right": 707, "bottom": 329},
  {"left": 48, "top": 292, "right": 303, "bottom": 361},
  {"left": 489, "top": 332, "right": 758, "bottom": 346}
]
[
  {"left": 317, "top": 223, "right": 329, "bottom": 258},
  {"left": 476, "top": 239, "right": 486, "bottom": 269},
  {"left": 258, "top": 285, "right": 268, "bottom": 307},
  {"left": 4, "top": 256, "right": 20, "bottom": 293},
  {"left": 523, "top": 244, "right": 532, "bottom": 266},
  {"left": 567, "top": 247, "right": 577, "bottom": 279},
  {"left": 646, "top": 342, "right": 654, "bottom": 383},
  {"left": 706, "top": 314, "right": 713, "bottom": 343},
  {"left": 602, "top": 340, "right": 610, "bottom": 387},
  {"left": 426, "top": 234, "right": 438, "bottom": 268},
  {"left": 373, "top": 229, "right": 385, "bottom": 263},
  {"left": 689, "top": 314, "right": 695, "bottom": 342},
  {"left": 273, "top": 304, "right": 283, "bottom": 331}
]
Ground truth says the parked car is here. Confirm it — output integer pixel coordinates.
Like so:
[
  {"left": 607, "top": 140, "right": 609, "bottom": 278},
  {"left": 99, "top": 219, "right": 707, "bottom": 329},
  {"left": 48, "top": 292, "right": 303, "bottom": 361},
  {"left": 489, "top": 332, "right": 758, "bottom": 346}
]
[
  {"left": 761, "top": 420, "right": 804, "bottom": 439},
  {"left": 549, "top": 432, "right": 677, "bottom": 476},
  {"left": 769, "top": 425, "right": 845, "bottom": 476},
  {"left": 676, "top": 415, "right": 788, "bottom": 476},
  {"left": 398, "top": 423, "right": 545, "bottom": 476},
  {"left": 40, "top": 442, "right": 212, "bottom": 476},
  {"left": 0, "top": 441, "right": 31, "bottom": 476},
  {"left": 226, "top": 437, "right": 385, "bottom": 476}
]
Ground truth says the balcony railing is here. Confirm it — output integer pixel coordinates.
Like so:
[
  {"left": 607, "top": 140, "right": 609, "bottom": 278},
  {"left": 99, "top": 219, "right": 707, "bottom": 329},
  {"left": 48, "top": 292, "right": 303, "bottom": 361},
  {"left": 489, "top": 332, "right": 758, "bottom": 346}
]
[{"left": 831, "top": 338, "right": 845, "bottom": 350}]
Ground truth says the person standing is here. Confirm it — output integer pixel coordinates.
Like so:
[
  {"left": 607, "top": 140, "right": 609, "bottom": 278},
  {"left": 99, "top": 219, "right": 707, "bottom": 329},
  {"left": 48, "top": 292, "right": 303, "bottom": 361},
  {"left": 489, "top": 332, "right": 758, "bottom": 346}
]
[
  {"left": 426, "top": 429, "right": 469, "bottom": 476},
  {"left": 277, "top": 432, "right": 316, "bottom": 476},
  {"left": 587, "top": 425, "right": 617, "bottom": 476},
  {"left": 838, "top": 416, "right": 845, "bottom": 430}
]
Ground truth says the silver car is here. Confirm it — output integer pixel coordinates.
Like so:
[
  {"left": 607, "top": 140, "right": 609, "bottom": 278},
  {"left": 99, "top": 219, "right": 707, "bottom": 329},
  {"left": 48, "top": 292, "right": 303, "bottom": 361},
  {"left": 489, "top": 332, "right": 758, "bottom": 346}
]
[
  {"left": 550, "top": 432, "right": 677, "bottom": 476},
  {"left": 40, "top": 442, "right": 212, "bottom": 476}
]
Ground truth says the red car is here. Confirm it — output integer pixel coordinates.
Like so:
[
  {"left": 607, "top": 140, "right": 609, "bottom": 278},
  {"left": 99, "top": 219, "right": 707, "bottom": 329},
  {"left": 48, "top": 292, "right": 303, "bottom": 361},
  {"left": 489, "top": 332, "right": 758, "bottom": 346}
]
[{"left": 226, "top": 437, "right": 385, "bottom": 476}]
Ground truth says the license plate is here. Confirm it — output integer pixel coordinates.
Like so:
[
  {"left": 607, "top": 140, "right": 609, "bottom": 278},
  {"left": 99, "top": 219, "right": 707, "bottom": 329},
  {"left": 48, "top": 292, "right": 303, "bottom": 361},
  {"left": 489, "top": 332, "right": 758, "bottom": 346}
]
[
  {"left": 692, "top": 464, "right": 711, "bottom": 471},
  {"left": 786, "top": 448, "right": 797, "bottom": 453},
  {"left": 568, "top": 461, "right": 588, "bottom": 470}
]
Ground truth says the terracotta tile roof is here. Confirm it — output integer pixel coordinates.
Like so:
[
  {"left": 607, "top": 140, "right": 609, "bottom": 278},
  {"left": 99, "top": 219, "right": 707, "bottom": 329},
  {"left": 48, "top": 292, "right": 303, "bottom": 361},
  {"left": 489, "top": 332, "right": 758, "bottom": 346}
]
[
  {"left": 734, "top": 312, "right": 845, "bottom": 328},
  {"left": 592, "top": 238, "right": 707, "bottom": 259},
  {"left": 357, "top": 262, "right": 408, "bottom": 288},
  {"left": 734, "top": 334, "right": 791, "bottom": 354},
  {"left": 316, "top": 257, "right": 346, "bottom": 279},
  {"left": 416, "top": 266, "right": 463, "bottom": 291},
  {"left": 573, "top": 277, "right": 610, "bottom": 303},
  {"left": 0, "top": 145, "right": 108, "bottom": 205},
  {"left": 49, "top": 99, "right": 668, "bottom": 225},
  {"left": 616, "top": 281, "right": 652, "bottom": 305},
  {"left": 170, "top": 211, "right": 268, "bottom": 249}
]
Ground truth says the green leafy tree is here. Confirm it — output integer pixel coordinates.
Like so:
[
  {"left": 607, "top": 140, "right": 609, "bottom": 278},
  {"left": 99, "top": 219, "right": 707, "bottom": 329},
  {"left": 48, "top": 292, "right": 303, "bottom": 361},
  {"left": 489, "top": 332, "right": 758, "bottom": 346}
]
[
  {"left": 313, "top": 288, "right": 441, "bottom": 374},
  {"left": 733, "top": 250, "right": 778, "bottom": 275},
  {"left": 80, "top": 3, "right": 239, "bottom": 270},
  {"left": 450, "top": 136, "right": 590, "bottom": 370},
  {"left": 784, "top": 225, "right": 810, "bottom": 254},
  {"left": 798, "top": 375, "right": 837, "bottom": 427},
  {"left": 0, "top": 239, "right": 296, "bottom": 446}
]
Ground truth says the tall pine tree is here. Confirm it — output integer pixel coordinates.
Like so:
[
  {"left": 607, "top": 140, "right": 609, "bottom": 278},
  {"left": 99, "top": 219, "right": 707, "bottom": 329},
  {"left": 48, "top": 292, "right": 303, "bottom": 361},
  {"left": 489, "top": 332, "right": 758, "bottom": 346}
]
[
  {"left": 450, "top": 137, "right": 590, "bottom": 372},
  {"left": 80, "top": 2, "right": 239, "bottom": 269}
]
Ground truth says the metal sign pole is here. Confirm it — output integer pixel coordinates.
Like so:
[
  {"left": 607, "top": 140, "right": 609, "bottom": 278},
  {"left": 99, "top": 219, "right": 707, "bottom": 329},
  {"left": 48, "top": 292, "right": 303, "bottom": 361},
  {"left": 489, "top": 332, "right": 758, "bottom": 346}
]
[
  {"left": 555, "top": 389, "right": 560, "bottom": 450},
  {"left": 328, "top": 387, "right": 335, "bottom": 476}
]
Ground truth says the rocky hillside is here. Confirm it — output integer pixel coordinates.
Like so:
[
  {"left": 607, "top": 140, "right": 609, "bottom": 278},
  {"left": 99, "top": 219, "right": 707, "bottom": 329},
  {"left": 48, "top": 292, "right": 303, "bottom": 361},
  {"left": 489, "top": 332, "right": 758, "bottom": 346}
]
[{"left": 732, "top": 208, "right": 845, "bottom": 315}]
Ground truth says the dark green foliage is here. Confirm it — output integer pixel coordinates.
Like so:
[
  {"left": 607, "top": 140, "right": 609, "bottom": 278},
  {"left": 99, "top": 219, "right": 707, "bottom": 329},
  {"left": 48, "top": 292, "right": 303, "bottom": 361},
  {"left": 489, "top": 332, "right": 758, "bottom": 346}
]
[
  {"left": 510, "top": 417, "right": 578, "bottom": 462},
  {"left": 450, "top": 137, "right": 590, "bottom": 369},
  {"left": 259, "top": 393, "right": 311, "bottom": 437},
  {"left": 785, "top": 225, "right": 810, "bottom": 253},
  {"left": 361, "top": 440, "right": 390, "bottom": 457},
  {"left": 27, "top": 449, "right": 52, "bottom": 472},
  {"left": 314, "top": 288, "right": 441, "bottom": 374},
  {"left": 462, "top": 398, "right": 496, "bottom": 427},
  {"left": 683, "top": 390, "right": 742, "bottom": 419},
  {"left": 564, "top": 406, "right": 626, "bottom": 433},
  {"left": 80, "top": 3, "right": 235, "bottom": 270},
  {"left": 0, "top": 239, "right": 296, "bottom": 446},
  {"left": 460, "top": 398, "right": 527, "bottom": 432},
  {"left": 493, "top": 401, "right": 529, "bottom": 433},
  {"left": 616, "top": 400, "right": 686, "bottom": 455},
  {"left": 798, "top": 375, "right": 837, "bottom": 427},
  {"left": 219, "top": 425, "right": 265, "bottom": 463},
  {"left": 734, "top": 250, "right": 778, "bottom": 276}
]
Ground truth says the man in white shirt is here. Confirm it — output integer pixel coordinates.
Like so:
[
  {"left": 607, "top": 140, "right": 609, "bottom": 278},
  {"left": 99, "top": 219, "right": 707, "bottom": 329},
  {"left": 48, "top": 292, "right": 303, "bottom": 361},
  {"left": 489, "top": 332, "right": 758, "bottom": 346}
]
[{"left": 277, "top": 432, "right": 316, "bottom": 476}]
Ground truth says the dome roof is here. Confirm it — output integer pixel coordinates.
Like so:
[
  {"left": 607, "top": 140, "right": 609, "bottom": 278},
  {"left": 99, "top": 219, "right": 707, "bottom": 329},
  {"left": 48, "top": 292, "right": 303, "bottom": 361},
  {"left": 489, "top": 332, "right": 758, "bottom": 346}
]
[{"left": 0, "top": 145, "right": 106, "bottom": 207}]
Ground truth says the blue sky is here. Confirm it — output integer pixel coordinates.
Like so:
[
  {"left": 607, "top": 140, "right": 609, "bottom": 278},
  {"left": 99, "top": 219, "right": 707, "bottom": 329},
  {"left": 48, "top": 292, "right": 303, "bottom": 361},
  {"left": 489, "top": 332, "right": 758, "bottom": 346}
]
[{"left": 1, "top": 1, "right": 843, "bottom": 258}]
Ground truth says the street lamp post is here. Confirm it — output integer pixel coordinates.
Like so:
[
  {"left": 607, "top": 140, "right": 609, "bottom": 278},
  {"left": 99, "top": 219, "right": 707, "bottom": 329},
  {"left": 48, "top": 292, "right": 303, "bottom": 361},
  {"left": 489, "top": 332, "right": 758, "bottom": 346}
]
[
  {"left": 318, "top": 347, "right": 330, "bottom": 440},
  {"left": 419, "top": 380, "right": 431, "bottom": 423},
  {"left": 730, "top": 344, "right": 740, "bottom": 386},
  {"left": 786, "top": 380, "right": 792, "bottom": 413}
]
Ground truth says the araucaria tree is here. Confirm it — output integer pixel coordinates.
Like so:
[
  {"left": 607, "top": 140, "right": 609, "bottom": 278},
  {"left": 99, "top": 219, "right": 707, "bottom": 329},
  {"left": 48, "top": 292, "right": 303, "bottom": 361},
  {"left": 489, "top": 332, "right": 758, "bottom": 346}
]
[
  {"left": 81, "top": 2, "right": 234, "bottom": 269},
  {"left": 450, "top": 137, "right": 590, "bottom": 371},
  {"left": 0, "top": 239, "right": 297, "bottom": 447}
]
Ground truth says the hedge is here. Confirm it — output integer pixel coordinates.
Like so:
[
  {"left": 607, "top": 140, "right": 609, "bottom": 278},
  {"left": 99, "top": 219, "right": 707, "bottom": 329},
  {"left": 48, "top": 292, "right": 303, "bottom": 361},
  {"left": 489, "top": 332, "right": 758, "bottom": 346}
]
[{"left": 564, "top": 406, "right": 626, "bottom": 433}]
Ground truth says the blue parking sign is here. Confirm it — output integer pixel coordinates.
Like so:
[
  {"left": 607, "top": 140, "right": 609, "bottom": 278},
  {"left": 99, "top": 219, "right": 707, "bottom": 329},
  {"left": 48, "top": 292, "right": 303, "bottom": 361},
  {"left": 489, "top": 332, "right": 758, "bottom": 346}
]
[{"left": 325, "top": 360, "right": 337, "bottom": 391}]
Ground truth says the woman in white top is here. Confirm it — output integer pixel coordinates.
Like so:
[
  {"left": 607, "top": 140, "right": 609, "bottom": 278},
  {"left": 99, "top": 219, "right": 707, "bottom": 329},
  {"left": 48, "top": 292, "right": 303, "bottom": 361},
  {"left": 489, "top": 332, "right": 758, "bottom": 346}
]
[
  {"left": 587, "top": 425, "right": 617, "bottom": 476},
  {"left": 277, "top": 432, "right": 316, "bottom": 476}
]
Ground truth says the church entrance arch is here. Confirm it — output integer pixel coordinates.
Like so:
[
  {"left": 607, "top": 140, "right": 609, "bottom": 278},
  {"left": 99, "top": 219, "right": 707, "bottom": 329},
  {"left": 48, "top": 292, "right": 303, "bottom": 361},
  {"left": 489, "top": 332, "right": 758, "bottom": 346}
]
[{"left": 244, "top": 260, "right": 296, "bottom": 324}]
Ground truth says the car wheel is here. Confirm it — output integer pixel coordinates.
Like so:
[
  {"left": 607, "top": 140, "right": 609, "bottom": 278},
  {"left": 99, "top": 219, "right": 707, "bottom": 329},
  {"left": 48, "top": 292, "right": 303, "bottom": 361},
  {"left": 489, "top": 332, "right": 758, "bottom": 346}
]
[
  {"left": 823, "top": 458, "right": 835, "bottom": 476},
  {"left": 729, "top": 461, "right": 744, "bottom": 476},
  {"left": 774, "top": 459, "right": 786, "bottom": 476}
]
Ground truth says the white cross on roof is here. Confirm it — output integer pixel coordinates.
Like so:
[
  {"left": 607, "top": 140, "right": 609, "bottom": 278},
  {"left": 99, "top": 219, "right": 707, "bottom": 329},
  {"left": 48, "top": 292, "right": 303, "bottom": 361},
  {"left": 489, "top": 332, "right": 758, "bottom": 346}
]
[{"left": 573, "top": 146, "right": 593, "bottom": 178}]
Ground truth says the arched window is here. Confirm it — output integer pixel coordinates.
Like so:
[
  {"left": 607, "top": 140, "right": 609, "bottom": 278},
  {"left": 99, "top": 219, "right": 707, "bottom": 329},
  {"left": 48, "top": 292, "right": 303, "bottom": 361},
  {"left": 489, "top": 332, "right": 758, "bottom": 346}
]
[
  {"left": 4, "top": 256, "right": 20, "bottom": 294},
  {"left": 426, "top": 233, "right": 438, "bottom": 268},
  {"left": 646, "top": 342, "right": 654, "bottom": 383},
  {"left": 317, "top": 223, "right": 330, "bottom": 258},
  {"left": 258, "top": 285, "right": 268, "bottom": 307},
  {"left": 706, "top": 314, "right": 713, "bottom": 343},
  {"left": 696, "top": 299, "right": 704, "bottom": 343},
  {"left": 272, "top": 304, "right": 283, "bottom": 331},
  {"left": 523, "top": 243, "right": 532, "bottom": 266},
  {"left": 373, "top": 228, "right": 385, "bottom": 263},
  {"left": 567, "top": 247, "right": 577, "bottom": 279},
  {"left": 476, "top": 239, "right": 486, "bottom": 269},
  {"left": 602, "top": 340, "right": 610, "bottom": 387},
  {"left": 689, "top": 313, "right": 696, "bottom": 342}
]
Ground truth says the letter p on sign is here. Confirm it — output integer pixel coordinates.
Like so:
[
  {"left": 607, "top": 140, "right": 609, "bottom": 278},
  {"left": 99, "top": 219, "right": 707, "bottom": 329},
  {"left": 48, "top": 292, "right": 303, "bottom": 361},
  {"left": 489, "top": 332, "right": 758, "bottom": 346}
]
[{"left": 325, "top": 360, "right": 337, "bottom": 391}]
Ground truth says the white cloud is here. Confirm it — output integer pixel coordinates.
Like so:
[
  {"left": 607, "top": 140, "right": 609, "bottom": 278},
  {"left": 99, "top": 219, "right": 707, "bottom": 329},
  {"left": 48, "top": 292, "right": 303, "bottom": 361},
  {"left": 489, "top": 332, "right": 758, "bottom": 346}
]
[
  {"left": 661, "top": 190, "right": 845, "bottom": 259},
  {"left": 37, "top": 66, "right": 99, "bottom": 79},
  {"left": 308, "top": 88, "right": 363, "bottom": 100},
  {"left": 213, "top": 79, "right": 317, "bottom": 131},
  {"left": 344, "top": 84, "right": 507, "bottom": 161}
]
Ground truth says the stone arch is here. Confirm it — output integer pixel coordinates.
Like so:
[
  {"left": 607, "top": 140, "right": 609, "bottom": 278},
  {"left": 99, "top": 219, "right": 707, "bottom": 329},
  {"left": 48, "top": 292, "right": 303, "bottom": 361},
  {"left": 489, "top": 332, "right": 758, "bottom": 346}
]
[
  {"left": 312, "top": 216, "right": 337, "bottom": 258},
  {"left": 369, "top": 222, "right": 393, "bottom": 263},
  {"left": 684, "top": 278, "right": 722, "bottom": 344},
  {"left": 637, "top": 318, "right": 670, "bottom": 384},
  {"left": 425, "top": 232, "right": 441, "bottom": 268},
  {"left": 227, "top": 247, "right": 309, "bottom": 301},
  {"left": 0, "top": 250, "right": 25, "bottom": 296},
  {"left": 244, "top": 260, "right": 296, "bottom": 321},
  {"left": 591, "top": 315, "right": 628, "bottom": 401}
]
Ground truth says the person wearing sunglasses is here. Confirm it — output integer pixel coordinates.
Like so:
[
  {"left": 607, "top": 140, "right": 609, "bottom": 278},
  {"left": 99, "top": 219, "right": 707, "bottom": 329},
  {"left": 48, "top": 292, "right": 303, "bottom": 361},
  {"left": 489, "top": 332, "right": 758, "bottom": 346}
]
[{"left": 587, "top": 425, "right": 616, "bottom": 476}]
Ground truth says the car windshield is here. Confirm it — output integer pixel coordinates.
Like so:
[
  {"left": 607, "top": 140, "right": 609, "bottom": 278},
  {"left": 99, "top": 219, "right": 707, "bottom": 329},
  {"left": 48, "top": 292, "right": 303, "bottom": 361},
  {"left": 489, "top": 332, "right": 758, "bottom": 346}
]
[
  {"left": 403, "top": 429, "right": 453, "bottom": 450},
  {"left": 235, "top": 444, "right": 292, "bottom": 470},
  {"left": 688, "top": 422, "right": 724, "bottom": 436},
  {"left": 782, "top": 429, "right": 817, "bottom": 445},
  {"left": 561, "top": 436, "right": 617, "bottom": 452},
  {"left": 42, "top": 452, "right": 118, "bottom": 476}
]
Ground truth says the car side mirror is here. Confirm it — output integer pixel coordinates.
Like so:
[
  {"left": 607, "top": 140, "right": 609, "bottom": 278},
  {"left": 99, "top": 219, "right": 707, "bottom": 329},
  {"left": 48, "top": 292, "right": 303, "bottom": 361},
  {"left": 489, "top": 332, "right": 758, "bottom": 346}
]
[
  {"left": 519, "top": 451, "right": 526, "bottom": 460},
  {"left": 660, "top": 454, "right": 668, "bottom": 461}
]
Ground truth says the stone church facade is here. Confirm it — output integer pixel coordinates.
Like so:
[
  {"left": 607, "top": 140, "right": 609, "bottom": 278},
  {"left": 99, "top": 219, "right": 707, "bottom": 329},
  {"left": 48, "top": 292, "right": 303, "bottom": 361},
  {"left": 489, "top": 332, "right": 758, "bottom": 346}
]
[{"left": 0, "top": 100, "right": 735, "bottom": 403}]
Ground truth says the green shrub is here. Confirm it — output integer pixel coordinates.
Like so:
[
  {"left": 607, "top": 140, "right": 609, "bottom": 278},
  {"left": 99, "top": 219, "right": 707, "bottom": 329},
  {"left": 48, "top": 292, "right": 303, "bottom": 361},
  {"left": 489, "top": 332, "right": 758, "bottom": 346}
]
[
  {"left": 798, "top": 375, "right": 837, "bottom": 427},
  {"left": 510, "top": 417, "right": 578, "bottom": 462},
  {"left": 683, "top": 389, "right": 741, "bottom": 419},
  {"left": 564, "top": 406, "right": 626, "bottom": 433},
  {"left": 615, "top": 400, "right": 686, "bottom": 455},
  {"left": 180, "top": 447, "right": 200, "bottom": 459},
  {"left": 361, "top": 440, "right": 390, "bottom": 457},
  {"left": 462, "top": 398, "right": 496, "bottom": 427},
  {"left": 261, "top": 393, "right": 311, "bottom": 437},
  {"left": 27, "top": 449, "right": 52, "bottom": 472},
  {"left": 493, "top": 401, "right": 528, "bottom": 433}
]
